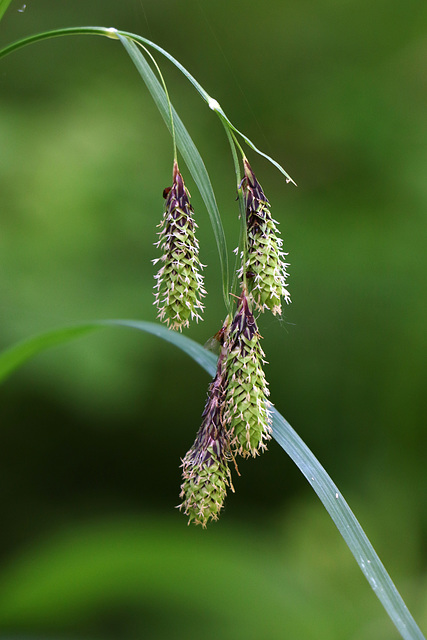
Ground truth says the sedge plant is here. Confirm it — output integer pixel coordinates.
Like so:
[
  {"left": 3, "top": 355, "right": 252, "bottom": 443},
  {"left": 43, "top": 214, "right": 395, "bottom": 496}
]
[{"left": 0, "top": 11, "right": 425, "bottom": 640}]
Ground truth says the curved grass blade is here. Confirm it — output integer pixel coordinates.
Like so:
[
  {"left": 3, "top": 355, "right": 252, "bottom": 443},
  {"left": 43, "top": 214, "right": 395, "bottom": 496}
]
[
  {"left": 0, "top": 24, "right": 420, "bottom": 639},
  {"left": 116, "top": 34, "right": 230, "bottom": 312},
  {"left": 0, "top": 319, "right": 424, "bottom": 640},
  {"left": 0, "top": 320, "right": 217, "bottom": 385},
  {"left": 271, "top": 409, "right": 425, "bottom": 640},
  {"left": 116, "top": 30, "right": 296, "bottom": 185},
  {"left": 0, "top": 26, "right": 295, "bottom": 184},
  {"left": 0, "top": 324, "right": 101, "bottom": 383},
  {"left": 0, "top": 27, "right": 229, "bottom": 312}
]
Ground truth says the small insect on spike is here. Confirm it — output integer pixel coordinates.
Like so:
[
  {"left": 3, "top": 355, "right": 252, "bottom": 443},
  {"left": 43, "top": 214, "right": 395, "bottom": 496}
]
[
  {"left": 239, "top": 159, "right": 291, "bottom": 316},
  {"left": 203, "top": 320, "right": 228, "bottom": 354},
  {"left": 153, "top": 161, "right": 206, "bottom": 331}
]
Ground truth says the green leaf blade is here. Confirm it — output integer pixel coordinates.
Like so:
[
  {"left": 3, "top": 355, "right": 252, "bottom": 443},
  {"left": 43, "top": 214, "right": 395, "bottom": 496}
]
[
  {"left": 0, "top": 319, "right": 424, "bottom": 640},
  {"left": 271, "top": 408, "right": 425, "bottom": 640},
  {"left": 0, "top": 325, "right": 101, "bottom": 384},
  {"left": 0, "top": 27, "right": 295, "bottom": 183},
  {"left": 117, "top": 34, "right": 230, "bottom": 312},
  {"left": 118, "top": 31, "right": 296, "bottom": 184}
]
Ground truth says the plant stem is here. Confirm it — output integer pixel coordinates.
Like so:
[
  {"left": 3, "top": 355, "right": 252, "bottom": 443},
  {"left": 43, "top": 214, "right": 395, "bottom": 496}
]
[
  {"left": 223, "top": 125, "right": 247, "bottom": 297},
  {"left": 133, "top": 41, "right": 177, "bottom": 163},
  {"left": 0, "top": 26, "right": 296, "bottom": 184}
]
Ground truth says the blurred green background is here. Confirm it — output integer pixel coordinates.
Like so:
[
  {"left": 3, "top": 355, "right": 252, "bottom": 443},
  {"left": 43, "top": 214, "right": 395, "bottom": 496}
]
[{"left": 1, "top": 0, "right": 427, "bottom": 638}]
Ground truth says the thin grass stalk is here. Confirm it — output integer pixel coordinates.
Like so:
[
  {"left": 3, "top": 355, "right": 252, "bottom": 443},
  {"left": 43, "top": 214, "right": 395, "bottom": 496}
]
[
  {"left": 116, "top": 34, "right": 231, "bottom": 315},
  {"left": 222, "top": 125, "right": 247, "bottom": 297},
  {"left": 0, "top": 27, "right": 295, "bottom": 184},
  {"left": 134, "top": 41, "right": 177, "bottom": 162}
]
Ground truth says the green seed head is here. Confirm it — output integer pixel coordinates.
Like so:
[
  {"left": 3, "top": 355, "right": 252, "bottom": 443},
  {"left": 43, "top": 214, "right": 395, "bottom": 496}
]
[
  {"left": 153, "top": 161, "right": 206, "bottom": 331},
  {"left": 179, "top": 348, "right": 233, "bottom": 527},
  {"left": 224, "top": 289, "right": 272, "bottom": 457},
  {"left": 240, "top": 159, "right": 291, "bottom": 316}
]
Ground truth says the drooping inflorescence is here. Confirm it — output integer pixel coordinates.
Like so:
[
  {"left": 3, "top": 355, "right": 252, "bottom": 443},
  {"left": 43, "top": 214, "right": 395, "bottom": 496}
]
[
  {"left": 223, "top": 288, "right": 272, "bottom": 458},
  {"left": 179, "top": 340, "right": 233, "bottom": 527},
  {"left": 152, "top": 154, "right": 291, "bottom": 525},
  {"left": 176, "top": 157, "right": 292, "bottom": 526},
  {"left": 239, "top": 158, "right": 291, "bottom": 316},
  {"left": 153, "top": 161, "right": 206, "bottom": 331}
]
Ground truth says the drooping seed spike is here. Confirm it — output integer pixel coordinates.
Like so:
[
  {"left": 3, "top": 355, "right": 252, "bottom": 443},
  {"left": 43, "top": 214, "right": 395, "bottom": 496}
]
[
  {"left": 223, "top": 289, "right": 272, "bottom": 458},
  {"left": 153, "top": 161, "right": 206, "bottom": 331},
  {"left": 239, "top": 158, "right": 291, "bottom": 316},
  {"left": 179, "top": 332, "right": 234, "bottom": 527}
]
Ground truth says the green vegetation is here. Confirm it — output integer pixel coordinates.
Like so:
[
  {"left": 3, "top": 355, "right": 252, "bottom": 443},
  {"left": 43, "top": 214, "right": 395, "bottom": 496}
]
[{"left": 1, "top": 1, "right": 426, "bottom": 639}]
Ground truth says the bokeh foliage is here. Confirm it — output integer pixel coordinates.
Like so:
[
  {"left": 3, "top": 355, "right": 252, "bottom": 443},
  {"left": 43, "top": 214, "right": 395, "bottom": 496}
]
[{"left": 1, "top": 0, "right": 427, "bottom": 638}]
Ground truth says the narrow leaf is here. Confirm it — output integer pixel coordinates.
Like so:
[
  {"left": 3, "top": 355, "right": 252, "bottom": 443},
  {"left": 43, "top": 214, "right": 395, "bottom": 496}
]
[
  {"left": 117, "top": 30, "right": 296, "bottom": 184},
  {"left": 0, "top": 320, "right": 216, "bottom": 384},
  {"left": 117, "top": 34, "right": 230, "bottom": 311},
  {"left": 0, "top": 325, "right": 100, "bottom": 383},
  {"left": 271, "top": 409, "right": 425, "bottom": 640},
  {"left": 0, "top": 27, "right": 295, "bottom": 183},
  {"left": 0, "top": 319, "right": 424, "bottom": 640}
]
